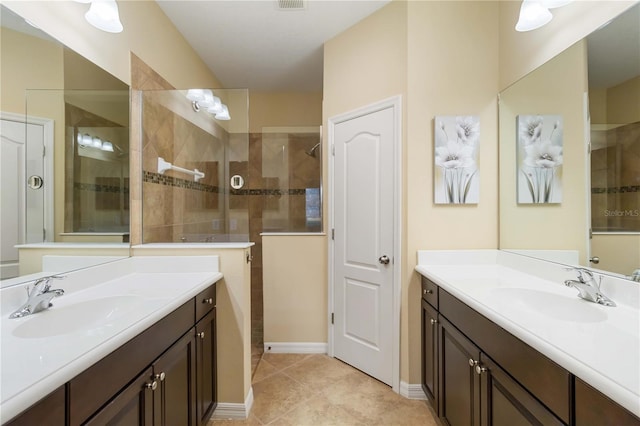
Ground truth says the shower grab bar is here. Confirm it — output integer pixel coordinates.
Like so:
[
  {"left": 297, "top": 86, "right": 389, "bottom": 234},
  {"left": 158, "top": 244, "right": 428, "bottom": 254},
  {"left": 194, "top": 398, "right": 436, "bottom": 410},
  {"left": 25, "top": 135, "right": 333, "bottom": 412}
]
[{"left": 157, "top": 157, "right": 205, "bottom": 182}]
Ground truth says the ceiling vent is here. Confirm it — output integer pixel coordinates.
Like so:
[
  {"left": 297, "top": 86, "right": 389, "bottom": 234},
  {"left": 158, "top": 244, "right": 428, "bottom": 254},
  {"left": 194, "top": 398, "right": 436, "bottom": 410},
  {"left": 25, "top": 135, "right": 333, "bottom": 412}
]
[{"left": 277, "top": 0, "right": 306, "bottom": 11}]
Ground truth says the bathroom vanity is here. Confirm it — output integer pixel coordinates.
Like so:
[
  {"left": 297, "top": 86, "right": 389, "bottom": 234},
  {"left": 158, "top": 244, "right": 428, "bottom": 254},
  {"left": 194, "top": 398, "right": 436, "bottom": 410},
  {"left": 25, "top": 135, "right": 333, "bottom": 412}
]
[
  {"left": 0, "top": 256, "right": 222, "bottom": 425},
  {"left": 417, "top": 250, "right": 640, "bottom": 425}
]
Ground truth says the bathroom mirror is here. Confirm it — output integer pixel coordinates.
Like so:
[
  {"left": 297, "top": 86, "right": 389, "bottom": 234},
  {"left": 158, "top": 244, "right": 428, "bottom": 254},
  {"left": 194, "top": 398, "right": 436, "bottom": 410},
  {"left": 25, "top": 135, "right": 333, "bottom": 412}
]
[
  {"left": 499, "top": 3, "right": 640, "bottom": 280},
  {"left": 1, "top": 4, "right": 130, "bottom": 286}
]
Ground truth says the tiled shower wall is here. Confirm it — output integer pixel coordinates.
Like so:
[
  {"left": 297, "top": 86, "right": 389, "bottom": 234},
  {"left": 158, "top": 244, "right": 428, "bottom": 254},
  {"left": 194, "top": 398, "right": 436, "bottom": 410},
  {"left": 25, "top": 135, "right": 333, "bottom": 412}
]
[
  {"left": 591, "top": 121, "right": 640, "bottom": 232},
  {"left": 140, "top": 92, "right": 231, "bottom": 243}
]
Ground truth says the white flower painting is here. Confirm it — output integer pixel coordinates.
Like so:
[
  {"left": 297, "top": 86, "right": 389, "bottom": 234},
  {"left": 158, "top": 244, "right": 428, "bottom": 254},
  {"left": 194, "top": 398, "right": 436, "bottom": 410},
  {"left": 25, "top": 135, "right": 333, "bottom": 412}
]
[
  {"left": 434, "top": 115, "right": 480, "bottom": 204},
  {"left": 517, "top": 115, "right": 563, "bottom": 204}
]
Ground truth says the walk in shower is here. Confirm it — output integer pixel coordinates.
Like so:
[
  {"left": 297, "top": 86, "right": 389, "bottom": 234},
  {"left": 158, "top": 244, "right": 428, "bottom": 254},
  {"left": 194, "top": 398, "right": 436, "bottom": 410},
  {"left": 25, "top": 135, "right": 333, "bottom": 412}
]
[{"left": 139, "top": 88, "right": 322, "bottom": 350}]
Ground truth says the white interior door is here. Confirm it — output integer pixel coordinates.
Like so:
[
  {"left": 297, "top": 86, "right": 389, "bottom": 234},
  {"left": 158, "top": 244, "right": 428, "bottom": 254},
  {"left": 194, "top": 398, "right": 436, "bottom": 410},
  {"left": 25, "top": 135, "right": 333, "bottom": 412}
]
[
  {"left": 332, "top": 105, "right": 396, "bottom": 386},
  {"left": 1, "top": 117, "right": 46, "bottom": 279}
]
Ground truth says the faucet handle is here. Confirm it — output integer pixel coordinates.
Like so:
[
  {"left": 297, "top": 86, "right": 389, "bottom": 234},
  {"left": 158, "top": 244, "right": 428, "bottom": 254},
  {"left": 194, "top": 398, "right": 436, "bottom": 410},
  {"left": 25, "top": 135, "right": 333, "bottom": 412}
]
[
  {"left": 29, "top": 275, "right": 66, "bottom": 295},
  {"left": 564, "top": 267, "right": 593, "bottom": 283}
]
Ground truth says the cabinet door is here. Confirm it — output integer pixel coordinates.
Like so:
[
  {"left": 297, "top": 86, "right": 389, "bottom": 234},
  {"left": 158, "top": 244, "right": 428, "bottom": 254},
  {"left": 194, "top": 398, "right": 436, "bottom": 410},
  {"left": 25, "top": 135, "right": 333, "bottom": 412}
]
[
  {"left": 153, "top": 331, "right": 197, "bottom": 426},
  {"left": 196, "top": 308, "right": 217, "bottom": 426},
  {"left": 438, "top": 316, "right": 481, "bottom": 426},
  {"left": 84, "top": 367, "right": 154, "bottom": 426},
  {"left": 478, "top": 355, "right": 563, "bottom": 426},
  {"left": 422, "top": 298, "right": 438, "bottom": 409}
]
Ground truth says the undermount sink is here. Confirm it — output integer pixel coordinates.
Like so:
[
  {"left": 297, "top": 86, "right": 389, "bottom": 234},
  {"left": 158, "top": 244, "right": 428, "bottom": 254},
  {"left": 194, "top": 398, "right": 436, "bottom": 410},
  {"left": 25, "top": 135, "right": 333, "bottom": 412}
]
[
  {"left": 491, "top": 287, "right": 608, "bottom": 323},
  {"left": 12, "top": 295, "right": 145, "bottom": 339}
]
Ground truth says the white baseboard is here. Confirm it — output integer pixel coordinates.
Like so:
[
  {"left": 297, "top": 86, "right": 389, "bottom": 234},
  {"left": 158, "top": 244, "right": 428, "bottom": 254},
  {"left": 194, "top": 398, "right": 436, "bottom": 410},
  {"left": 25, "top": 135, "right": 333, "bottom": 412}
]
[
  {"left": 264, "top": 342, "right": 327, "bottom": 354},
  {"left": 400, "top": 381, "right": 427, "bottom": 400},
  {"left": 212, "top": 387, "right": 254, "bottom": 420}
]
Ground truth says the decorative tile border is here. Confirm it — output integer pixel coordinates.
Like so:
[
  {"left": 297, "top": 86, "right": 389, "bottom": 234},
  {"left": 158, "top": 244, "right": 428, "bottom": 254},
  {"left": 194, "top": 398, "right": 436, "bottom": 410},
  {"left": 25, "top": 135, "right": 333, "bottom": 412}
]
[
  {"left": 74, "top": 182, "right": 129, "bottom": 194},
  {"left": 143, "top": 170, "right": 220, "bottom": 193},
  {"left": 144, "top": 170, "right": 317, "bottom": 197},
  {"left": 592, "top": 186, "right": 640, "bottom": 194},
  {"left": 233, "top": 188, "right": 308, "bottom": 196}
]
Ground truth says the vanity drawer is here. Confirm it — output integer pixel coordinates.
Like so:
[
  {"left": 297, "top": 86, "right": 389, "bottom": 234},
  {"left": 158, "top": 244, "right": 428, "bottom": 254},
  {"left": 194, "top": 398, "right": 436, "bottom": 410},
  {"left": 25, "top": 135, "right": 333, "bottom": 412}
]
[
  {"left": 421, "top": 276, "right": 439, "bottom": 308},
  {"left": 195, "top": 284, "right": 216, "bottom": 322},
  {"left": 439, "top": 289, "right": 571, "bottom": 424}
]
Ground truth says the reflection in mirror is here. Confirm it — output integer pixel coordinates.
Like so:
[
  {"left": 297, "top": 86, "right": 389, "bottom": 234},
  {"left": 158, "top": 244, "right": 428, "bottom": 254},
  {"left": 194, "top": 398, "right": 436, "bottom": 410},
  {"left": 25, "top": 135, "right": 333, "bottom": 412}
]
[
  {"left": 588, "top": 3, "right": 640, "bottom": 278},
  {"left": 499, "top": 4, "right": 640, "bottom": 281},
  {"left": 0, "top": 5, "right": 130, "bottom": 286}
]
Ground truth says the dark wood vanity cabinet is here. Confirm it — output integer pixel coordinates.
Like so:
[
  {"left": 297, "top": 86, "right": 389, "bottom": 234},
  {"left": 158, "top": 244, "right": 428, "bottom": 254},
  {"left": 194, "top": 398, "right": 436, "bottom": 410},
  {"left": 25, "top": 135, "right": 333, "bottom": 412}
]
[
  {"left": 6, "top": 283, "right": 218, "bottom": 426},
  {"left": 428, "top": 281, "right": 563, "bottom": 426},
  {"left": 419, "top": 276, "right": 640, "bottom": 426}
]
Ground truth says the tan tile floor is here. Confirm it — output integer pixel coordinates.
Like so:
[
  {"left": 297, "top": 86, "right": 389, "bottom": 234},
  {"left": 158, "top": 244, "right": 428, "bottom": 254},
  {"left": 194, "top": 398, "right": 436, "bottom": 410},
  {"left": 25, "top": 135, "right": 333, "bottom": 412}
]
[{"left": 209, "top": 353, "right": 439, "bottom": 426}]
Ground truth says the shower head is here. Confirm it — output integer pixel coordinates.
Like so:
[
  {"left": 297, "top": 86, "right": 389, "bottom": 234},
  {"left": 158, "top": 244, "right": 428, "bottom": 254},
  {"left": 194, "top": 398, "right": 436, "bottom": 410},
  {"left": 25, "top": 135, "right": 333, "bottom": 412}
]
[{"left": 305, "top": 142, "right": 321, "bottom": 158}]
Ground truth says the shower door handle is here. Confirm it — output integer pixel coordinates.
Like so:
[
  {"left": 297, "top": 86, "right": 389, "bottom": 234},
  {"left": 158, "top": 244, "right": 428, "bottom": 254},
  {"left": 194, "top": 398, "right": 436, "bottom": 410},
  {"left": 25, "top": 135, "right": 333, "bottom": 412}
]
[{"left": 28, "top": 175, "right": 43, "bottom": 190}]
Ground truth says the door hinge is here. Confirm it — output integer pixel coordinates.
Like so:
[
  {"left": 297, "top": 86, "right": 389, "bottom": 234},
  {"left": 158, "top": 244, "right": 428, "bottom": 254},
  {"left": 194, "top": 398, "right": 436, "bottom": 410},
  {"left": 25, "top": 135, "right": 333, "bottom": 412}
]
[
  {"left": 43, "top": 228, "right": 46, "bottom": 240},
  {"left": 331, "top": 313, "right": 334, "bottom": 325},
  {"left": 42, "top": 146, "right": 46, "bottom": 157},
  {"left": 331, "top": 228, "right": 335, "bottom": 240},
  {"left": 331, "top": 144, "right": 335, "bottom": 156}
]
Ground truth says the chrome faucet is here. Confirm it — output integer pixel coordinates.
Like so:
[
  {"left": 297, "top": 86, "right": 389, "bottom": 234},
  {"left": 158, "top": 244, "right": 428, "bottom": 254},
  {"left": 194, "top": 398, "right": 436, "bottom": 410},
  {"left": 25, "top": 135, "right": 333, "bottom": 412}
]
[
  {"left": 9, "top": 275, "right": 66, "bottom": 319},
  {"left": 564, "top": 268, "right": 615, "bottom": 307}
]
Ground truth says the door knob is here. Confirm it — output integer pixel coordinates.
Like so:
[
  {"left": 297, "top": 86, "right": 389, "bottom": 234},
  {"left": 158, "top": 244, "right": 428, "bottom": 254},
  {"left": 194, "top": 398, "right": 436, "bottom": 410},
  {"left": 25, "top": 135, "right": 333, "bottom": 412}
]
[
  {"left": 590, "top": 256, "right": 600, "bottom": 264},
  {"left": 378, "top": 255, "right": 390, "bottom": 265}
]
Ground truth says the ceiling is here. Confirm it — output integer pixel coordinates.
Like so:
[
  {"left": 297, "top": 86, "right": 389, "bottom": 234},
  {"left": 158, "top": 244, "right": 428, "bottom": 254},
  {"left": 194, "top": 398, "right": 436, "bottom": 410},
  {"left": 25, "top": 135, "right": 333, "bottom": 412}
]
[{"left": 156, "top": 0, "right": 391, "bottom": 92}]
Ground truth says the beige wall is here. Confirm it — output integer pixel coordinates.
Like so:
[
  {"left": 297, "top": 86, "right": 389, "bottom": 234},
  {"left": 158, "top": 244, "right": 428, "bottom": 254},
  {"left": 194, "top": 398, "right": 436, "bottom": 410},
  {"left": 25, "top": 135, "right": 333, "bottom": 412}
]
[
  {"left": 499, "top": 41, "right": 589, "bottom": 264},
  {"left": 249, "top": 92, "right": 322, "bottom": 133},
  {"left": 592, "top": 234, "right": 640, "bottom": 276},
  {"left": 607, "top": 75, "right": 640, "bottom": 124},
  {"left": 0, "top": 27, "right": 64, "bottom": 112},
  {"left": 405, "top": 0, "right": 500, "bottom": 386},
  {"left": 498, "top": 0, "right": 636, "bottom": 90},
  {"left": 263, "top": 235, "right": 327, "bottom": 343}
]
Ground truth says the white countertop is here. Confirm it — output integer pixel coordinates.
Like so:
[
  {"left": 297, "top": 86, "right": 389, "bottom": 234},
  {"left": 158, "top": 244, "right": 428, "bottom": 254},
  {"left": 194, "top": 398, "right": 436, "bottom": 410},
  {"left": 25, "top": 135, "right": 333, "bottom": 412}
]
[
  {"left": 0, "top": 256, "right": 223, "bottom": 423},
  {"left": 415, "top": 250, "right": 640, "bottom": 417}
]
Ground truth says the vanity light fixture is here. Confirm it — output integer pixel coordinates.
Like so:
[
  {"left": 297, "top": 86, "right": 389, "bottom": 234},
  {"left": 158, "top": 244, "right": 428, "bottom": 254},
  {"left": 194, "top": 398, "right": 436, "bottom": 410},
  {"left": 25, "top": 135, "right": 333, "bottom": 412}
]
[
  {"left": 515, "top": 0, "right": 553, "bottom": 32},
  {"left": 82, "top": 0, "right": 123, "bottom": 34},
  {"left": 101, "top": 141, "right": 114, "bottom": 152},
  {"left": 77, "top": 133, "right": 117, "bottom": 152},
  {"left": 515, "top": 0, "right": 573, "bottom": 32},
  {"left": 215, "top": 104, "right": 231, "bottom": 121},
  {"left": 186, "top": 89, "right": 231, "bottom": 120}
]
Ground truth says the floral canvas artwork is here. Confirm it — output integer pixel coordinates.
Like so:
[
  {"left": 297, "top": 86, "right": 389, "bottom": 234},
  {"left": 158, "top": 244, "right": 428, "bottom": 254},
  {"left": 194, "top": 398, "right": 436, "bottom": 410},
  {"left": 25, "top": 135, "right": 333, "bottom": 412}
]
[
  {"left": 517, "top": 115, "right": 563, "bottom": 204},
  {"left": 434, "top": 116, "right": 480, "bottom": 204}
]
